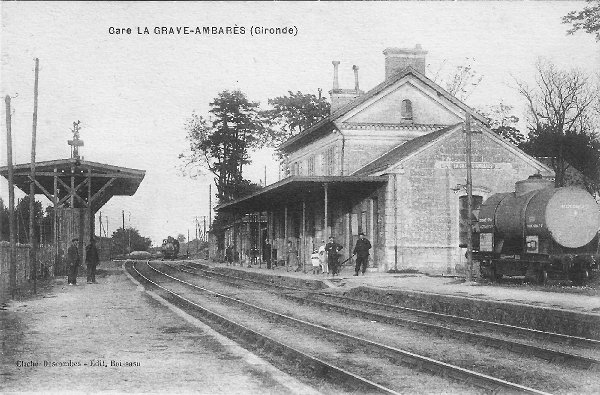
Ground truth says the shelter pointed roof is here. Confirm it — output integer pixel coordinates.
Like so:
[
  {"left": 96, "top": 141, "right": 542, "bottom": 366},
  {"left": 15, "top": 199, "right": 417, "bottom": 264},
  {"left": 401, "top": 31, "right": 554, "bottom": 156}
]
[{"left": 0, "top": 158, "right": 145, "bottom": 213}]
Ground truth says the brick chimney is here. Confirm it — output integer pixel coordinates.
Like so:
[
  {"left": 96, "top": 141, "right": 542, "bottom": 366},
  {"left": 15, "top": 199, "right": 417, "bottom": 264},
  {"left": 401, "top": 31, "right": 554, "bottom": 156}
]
[
  {"left": 329, "top": 62, "right": 364, "bottom": 112},
  {"left": 383, "top": 44, "right": 427, "bottom": 79}
]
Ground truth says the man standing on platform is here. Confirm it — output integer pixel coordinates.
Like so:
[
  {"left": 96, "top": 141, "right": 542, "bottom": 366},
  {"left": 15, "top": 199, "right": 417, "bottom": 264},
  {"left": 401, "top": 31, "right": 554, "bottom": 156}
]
[
  {"left": 325, "top": 236, "right": 343, "bottom": 276},
  {"left": 67, "top": 238, "right": 80, "bottom": 285},
  {"left": 352, "top": 232, "right": 371, "bottom": 276},
  {"left": 285, "top": 240, "right": 298, "bottom": 272},
  {"left": 86, "top": 237, "right": 100, "bottom": 284},
  {"left": 263, "top": 239, "right": 272, "bottom": 270}
]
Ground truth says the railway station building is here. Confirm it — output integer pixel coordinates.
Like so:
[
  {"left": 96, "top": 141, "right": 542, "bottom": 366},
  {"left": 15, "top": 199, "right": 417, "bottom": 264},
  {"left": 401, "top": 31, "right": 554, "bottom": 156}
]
[{"left": 216, "top": 45, "right": 553, "bottom": 275}]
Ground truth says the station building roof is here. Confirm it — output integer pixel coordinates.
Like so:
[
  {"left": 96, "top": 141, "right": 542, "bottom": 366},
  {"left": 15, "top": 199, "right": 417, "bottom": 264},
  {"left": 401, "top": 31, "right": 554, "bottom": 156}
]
[
  {"left": 215, "top": 176, "right": 387, "bottom": 214},
  {"left": 278, "top": 66, "right": 489, "bottom": 154}
]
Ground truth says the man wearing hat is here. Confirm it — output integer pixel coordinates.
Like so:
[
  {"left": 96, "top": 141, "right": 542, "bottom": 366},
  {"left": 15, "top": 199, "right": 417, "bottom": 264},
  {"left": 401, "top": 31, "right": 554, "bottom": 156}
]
[
  {"left": 352, "top": 232, "right": 371, "bottom": 276},
  {"left": 325, "top": 236, "right": 343, "bottom": 276},
  {"left": 85, "top": 237, "right": 100, "bottom": 284},
  {"left": 66, "top": 238, "right": 80, "bottom": 285}
]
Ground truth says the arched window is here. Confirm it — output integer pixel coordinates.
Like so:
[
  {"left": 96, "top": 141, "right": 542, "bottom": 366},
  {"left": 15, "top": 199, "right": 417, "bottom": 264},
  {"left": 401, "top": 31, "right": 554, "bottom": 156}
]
[{"left": 401, "top": 99, "right": 413, "bottom": 119}]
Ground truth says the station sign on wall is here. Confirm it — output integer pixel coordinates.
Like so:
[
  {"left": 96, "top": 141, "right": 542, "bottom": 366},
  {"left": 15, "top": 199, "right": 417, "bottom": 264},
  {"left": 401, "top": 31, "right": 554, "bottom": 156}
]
[{"left": 435, "top": 161, "right": 513, "bottom": 170}]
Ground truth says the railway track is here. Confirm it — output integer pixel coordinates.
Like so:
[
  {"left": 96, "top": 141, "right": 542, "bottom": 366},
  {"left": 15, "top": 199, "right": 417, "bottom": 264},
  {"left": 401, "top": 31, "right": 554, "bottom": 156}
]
[
  {"left": 178, "top": 261, "right": 600, "bottom": 367},
  {"left": 129, "top": 260, "right": 567, "bottom": 394}
]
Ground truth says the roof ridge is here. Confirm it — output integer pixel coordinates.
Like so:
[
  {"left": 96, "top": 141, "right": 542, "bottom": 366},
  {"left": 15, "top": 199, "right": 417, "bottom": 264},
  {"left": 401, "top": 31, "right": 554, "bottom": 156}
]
[
  {"left": 279, "top": 66, "right": 486, "bottom": 153},
  {"left": 352, "top": 123, "right": 462, "bottom": 176}
]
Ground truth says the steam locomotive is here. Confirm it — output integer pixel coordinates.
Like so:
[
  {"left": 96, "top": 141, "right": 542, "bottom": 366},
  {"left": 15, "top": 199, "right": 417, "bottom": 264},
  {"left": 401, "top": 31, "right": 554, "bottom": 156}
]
[
  {"left": 161, "top": 236, "right": 180, "bottom": 260},
  {"left": 473, "top": 175, "right": 600, "bottom": 284}
]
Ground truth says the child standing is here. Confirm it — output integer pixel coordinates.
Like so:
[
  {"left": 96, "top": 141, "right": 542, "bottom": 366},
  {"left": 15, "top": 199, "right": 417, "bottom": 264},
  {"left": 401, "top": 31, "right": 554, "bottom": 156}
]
[{"left": 311, "top": 250, "right": 321, "bottom": 274}]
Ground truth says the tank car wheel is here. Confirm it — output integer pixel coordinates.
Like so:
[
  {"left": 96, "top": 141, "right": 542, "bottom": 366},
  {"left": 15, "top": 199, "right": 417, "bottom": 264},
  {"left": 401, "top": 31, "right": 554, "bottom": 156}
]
[
  {"left": 571, "top": 270, "right": 589, "bottom": 286},
  {"left": 542, "top": 270, "right": 548, "bottom": 286},
  {"left": 493, "top": 268, "right": 503, "bottom": 282}
]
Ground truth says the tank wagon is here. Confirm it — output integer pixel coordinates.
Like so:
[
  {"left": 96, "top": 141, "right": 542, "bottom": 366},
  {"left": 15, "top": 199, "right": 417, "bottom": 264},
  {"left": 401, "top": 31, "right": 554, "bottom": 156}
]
[{"left": 473, "top": 175, "right": 600, "bottom": 284}]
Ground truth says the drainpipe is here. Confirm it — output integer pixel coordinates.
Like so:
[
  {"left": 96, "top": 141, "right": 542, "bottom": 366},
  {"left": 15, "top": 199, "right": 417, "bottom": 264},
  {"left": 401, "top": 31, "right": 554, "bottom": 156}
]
[{"left": 340, "top": 130, "right": 345, "bottom": 176}]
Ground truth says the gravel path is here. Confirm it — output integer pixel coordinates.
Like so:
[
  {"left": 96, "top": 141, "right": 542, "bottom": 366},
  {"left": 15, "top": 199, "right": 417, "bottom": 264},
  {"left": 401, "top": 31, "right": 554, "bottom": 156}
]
[{"left": 1, "top": 262, "right": 318, "bottom": 395}]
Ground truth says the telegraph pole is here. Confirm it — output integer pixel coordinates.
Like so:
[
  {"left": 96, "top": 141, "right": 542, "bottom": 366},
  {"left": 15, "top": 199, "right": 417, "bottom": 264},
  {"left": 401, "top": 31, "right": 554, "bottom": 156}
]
[
  {"left": 30, "top": 58, "right": 39, "bottom": 294},
  {"left": 99, "top": 212, "right": 102, "bottom": 261},
  {"left": 465, "top": 113, "right": 474, "bottom": 282},
  {"left": 6, "top": 95, "right": 17, "bottom": 297},
  {"left": 122, "top": 210, "right": 126, "bottom": 256}
]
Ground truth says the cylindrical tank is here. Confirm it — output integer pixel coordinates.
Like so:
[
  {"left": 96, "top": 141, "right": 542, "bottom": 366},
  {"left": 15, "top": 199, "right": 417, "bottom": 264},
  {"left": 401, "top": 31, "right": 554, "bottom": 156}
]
[
  {"left": 514, "top": 174, "right": 554, "bottom": 196},
  {"left": 478, "top": 186, "right": 600, "bottom": 248}
]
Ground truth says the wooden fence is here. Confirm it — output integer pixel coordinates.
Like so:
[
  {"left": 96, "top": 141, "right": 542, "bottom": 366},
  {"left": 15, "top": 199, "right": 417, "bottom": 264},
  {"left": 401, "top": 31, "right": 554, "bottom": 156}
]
[{"left": 0, "top": 242, "right": 62, "bottom": 301}]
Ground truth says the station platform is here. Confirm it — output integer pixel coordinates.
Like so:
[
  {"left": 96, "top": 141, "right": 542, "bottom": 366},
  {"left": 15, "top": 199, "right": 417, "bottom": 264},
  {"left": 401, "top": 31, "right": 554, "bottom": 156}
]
[
  {"left": 201, "top": 259, "right": 600, "bottom": 339},
  {"left": 206, "top": 260, "right": 600, "bottom": 313},
  {"left": 0, "top": 261, "right": 319, "bottom": 395}
]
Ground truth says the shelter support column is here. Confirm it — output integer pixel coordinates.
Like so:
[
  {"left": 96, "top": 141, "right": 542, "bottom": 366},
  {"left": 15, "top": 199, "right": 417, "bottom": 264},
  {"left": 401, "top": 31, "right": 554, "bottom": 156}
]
[
  {"left": 302, "top": 198, "right": 306, "bottom": 273},
  {"left": 88, "top": 166, "right": 93, "bottom": 240},
  {"left": 53, "top": 168, "right": 58, "bottom": 275},
  {"left": 233, "top": 213, "right": 238, "bottom": 266},
  {"left": 284, "top": 205, "right": 288, "bottom": 271},
  {"left": 284, "top": 206, "right": 288, "bottom": 242},
  {"left": 323, "top": 183, "right": 328, "bottom": 240}
]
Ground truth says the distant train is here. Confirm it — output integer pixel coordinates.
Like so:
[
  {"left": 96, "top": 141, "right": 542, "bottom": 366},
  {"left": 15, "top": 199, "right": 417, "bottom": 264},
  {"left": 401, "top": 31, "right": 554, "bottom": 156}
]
[
  {"left": 473, "top": 175, "right": 600, "bottom": 285},
  {"left": 161, "top": 236, "right": 180, "bottom": 260}
]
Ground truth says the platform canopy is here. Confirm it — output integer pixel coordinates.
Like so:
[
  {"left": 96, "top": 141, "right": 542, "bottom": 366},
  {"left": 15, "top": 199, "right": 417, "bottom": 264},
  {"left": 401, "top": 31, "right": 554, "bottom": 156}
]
[
  {"left": 216, "top": 176, "right": 388, "bottom": 214},
  {"left": 0, "top": 158, "right": 145, "bottom": 214}
]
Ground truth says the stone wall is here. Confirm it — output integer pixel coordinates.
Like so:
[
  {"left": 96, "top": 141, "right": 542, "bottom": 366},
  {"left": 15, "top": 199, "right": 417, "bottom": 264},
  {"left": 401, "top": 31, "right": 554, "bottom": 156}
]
[
  {"left": 348, "top": 286, "right": 600, "bottom": 339},
  {"left": 384, "top": 130, "right": 552, "bottom": 274}
]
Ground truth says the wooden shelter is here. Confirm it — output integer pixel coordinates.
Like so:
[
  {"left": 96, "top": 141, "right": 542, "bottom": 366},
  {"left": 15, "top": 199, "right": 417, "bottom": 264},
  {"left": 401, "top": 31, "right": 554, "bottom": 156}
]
[{"left": 0, "top": 158, "right": 145, "bottom": 267}]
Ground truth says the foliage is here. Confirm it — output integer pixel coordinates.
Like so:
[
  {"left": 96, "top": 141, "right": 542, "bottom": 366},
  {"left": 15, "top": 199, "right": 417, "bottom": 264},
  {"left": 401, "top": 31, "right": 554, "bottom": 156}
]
[
  {"left": 208, "top": 180, "right": 262, "bottom": 249},
  {"left": 0, "top": 196, "right": 44, "bottom": 244},
  {"left": 263, "top": 91, "right": 330, "bottom": 146},
  {"left": 177, "top": 233, "right": 186, "bottom": 243},
  {"left": 110, "top": 227, "right": 152, "bottom": 255},
  {"left": 563, "top": 0, "right": 600, "bottom": 41},
  {"left": 180, "top": 90, "right": 271, "bottom": 202},
  {"left": 520, "top": 126, "right": 600, "bottom": 194},
  {"left": 0, "top": 198, "right": 8, "bottom": 241},
  {"left": 515, "top": 59, "right": 600, "bottom": 192},
  {"left": 478, "top": 103, "right": 526, "bottom": 146},
  {"left": 428, "top": 58, "right": 483, "bottom": 101}
]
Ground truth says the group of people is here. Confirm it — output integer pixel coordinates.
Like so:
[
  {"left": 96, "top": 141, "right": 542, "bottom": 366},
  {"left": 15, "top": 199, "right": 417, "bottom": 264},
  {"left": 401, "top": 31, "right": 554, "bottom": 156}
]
[
  {"left": 225, "top": 232, "right": 372, "bottom": 276},
  {"left": 66, "top": 237, "right": 100, "bottom": 286},
  {"left": 310, "top": 232, "right": 372, "bottom": 276}
]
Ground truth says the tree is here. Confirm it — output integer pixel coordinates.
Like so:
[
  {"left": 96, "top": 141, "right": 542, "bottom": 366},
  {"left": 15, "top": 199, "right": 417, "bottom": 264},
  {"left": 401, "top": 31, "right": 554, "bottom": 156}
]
[
  {"left": 14, "top": 196, "right": 44, "bottom": 244},
  {"left": 563, "top": 0, "right": 600, "bottom": 41},
  {"left": 177, "top": 234, "right": 186, "bottom": 243},
  {"left": 0, "top": 198, "right": 8, "bottom": 242},
  {"left": 180, "top": 90, "right": 271, "bottom": 202},
  {"left": 515, "top": 59, "right": 600, "bottom": 190},
  {"left": 263, "top": 91, "right": 330, "bottom": 146},
  {"left": 520, "top": 126, "right": 600, "bottom": 195},
  {"left": 428, "top": 58, "right": 483, "bottom": 101},
  {"left": 478, "top": 103, "right": 526, "bottom": 146},
  {"left": 110, "top": 227, "right": 152, "bottom": 255}
]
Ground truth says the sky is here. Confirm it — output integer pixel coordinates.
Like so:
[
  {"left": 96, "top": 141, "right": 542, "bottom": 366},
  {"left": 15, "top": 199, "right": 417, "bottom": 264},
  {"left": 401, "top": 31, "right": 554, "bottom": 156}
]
[{"left": 1, "top": 1, "right": 599, "bottom": 246}]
